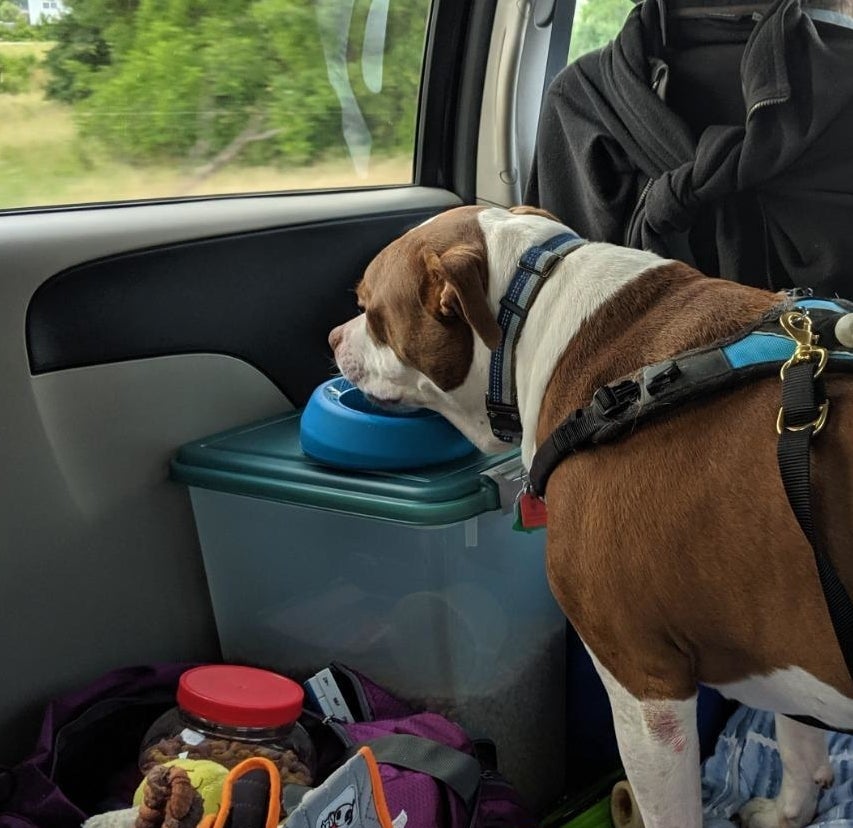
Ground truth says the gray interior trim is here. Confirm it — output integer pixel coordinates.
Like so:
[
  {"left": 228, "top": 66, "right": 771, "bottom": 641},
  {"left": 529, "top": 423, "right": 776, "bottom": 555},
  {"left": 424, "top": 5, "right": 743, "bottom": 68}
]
[
  {"left": 0, "top": 187, "right": 462, "bottom": 277},
  {"left": 806, "top": 7, "right": 853, "bottom": 29},
  {"left": 1, "top": 354, "right": 287, "bottom": 764},
  {"left": 477, "top": 0, "right": 531, "bottom": 206},
  {"left": 476, "top": 0, "right": 551, "bottom": 206}
]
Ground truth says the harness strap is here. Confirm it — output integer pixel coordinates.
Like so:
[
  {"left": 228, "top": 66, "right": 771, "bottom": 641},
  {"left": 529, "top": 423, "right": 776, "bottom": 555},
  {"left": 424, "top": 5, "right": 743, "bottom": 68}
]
[
  {"left": 528, "top": 378, "right": 643, "bottom": 495},
  {"left": 777, "top": 361, "right": 853, "bottom": 680},
  {"left": 785, "top": 713, "right": 853, "bottom": 735},
  {"left": 529, "top": 310, "right": 853, "bottom": 497}
]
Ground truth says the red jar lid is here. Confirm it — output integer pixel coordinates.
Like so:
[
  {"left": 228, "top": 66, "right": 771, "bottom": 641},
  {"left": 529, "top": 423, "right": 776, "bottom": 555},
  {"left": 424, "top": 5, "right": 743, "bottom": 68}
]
[{"left": 177, "top": 665, "right": 304, "bottom": 728}]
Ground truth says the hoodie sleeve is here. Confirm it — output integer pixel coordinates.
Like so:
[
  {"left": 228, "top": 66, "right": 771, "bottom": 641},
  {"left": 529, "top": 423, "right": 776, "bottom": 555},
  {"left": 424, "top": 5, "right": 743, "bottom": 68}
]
[{"left": 524, "top": 51, "right": 644, "bottom": 245}]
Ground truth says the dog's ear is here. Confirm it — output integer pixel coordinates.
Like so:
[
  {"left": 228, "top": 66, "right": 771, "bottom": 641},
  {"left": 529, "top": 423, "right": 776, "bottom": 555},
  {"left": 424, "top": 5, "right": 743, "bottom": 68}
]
[
  {"left": 423, "top": 244, "right": 502, "bottom": 351},
  {"left": 509, "top": 205, "right": 560, "bottom": 222}
]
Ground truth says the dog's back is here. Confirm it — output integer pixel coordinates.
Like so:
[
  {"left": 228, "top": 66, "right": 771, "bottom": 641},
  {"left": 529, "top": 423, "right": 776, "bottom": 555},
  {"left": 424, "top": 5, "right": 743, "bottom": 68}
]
[{"left": 537, "top": 258, "right": 853, "bottom": 722}]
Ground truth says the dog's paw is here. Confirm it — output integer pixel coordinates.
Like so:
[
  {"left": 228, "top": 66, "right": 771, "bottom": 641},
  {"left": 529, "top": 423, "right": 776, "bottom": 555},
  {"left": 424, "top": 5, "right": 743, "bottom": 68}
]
[
  {"left": 739, "top": 797, "right": 779, "bottom": 828},
  {"left": 738, "top": 797, "right": 814, "bottom": 828}
]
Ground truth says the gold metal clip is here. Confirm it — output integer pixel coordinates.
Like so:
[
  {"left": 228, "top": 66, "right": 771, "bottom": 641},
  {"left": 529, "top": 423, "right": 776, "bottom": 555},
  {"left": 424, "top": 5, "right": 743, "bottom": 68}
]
[
  {"left": 776, "top": 400, "right": 830, "bottom": 436},
  {"left": 779, "top": 311, "right": 829, "bottom": 379}
]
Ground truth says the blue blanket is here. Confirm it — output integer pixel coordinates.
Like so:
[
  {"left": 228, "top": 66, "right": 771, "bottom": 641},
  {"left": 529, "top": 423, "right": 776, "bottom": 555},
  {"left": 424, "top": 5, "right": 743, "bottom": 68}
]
[{"left": 702, "top": 706, "right": 853, "bottom": 827}]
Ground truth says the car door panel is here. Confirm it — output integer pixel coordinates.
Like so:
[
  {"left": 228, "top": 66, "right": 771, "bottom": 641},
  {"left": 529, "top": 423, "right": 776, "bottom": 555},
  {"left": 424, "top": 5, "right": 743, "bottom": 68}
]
[
  {"left": 0, "top": 186, "right": 461, "bottom": 762},
  {"left": 26, "top": 191, "right": 458, "bottom": 401}
]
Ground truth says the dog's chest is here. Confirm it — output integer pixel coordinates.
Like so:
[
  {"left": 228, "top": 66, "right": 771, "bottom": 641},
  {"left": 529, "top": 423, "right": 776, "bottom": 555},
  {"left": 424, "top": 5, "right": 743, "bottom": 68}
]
[{"left": 710, "top": 668, "right": 853, "bottom": 729}]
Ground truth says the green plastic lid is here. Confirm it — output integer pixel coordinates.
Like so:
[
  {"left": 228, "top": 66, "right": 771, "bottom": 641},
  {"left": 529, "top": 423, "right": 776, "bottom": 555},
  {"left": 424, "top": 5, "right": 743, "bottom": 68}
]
[{"left": 171, "top": 411, "right": 522, "bottom": 526}]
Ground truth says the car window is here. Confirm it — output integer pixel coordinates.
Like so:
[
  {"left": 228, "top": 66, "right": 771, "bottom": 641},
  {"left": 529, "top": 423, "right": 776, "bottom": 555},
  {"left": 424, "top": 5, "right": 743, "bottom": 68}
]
[
  {"left": 568, "top": 0, "right": 634, "bottom": 63},
  {"left": 0, "top": 0, "right": 432, "bottom": 211}
]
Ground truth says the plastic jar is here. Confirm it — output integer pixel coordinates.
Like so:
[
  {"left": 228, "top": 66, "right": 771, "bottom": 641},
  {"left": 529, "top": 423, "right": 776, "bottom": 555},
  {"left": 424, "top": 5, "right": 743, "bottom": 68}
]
[{"left": 139, "top": 665, "right": 315, "bottom": 787}]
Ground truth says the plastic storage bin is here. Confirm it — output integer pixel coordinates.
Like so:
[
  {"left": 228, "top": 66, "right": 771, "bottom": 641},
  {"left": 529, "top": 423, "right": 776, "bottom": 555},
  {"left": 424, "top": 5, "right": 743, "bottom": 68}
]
[{"left": 172, "top": 411, "right": 567, "bottom": 814}]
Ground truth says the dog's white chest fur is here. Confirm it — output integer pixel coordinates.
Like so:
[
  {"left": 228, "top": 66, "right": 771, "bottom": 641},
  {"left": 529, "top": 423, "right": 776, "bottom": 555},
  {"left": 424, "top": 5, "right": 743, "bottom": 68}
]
[{"left": 710, "top": 668, "right": 853, "bottom": 729}]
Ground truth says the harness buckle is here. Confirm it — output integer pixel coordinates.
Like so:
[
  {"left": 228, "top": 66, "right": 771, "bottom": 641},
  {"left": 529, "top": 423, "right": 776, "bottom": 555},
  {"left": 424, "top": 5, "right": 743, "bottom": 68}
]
[
  {"left": 776, "top": 401, "right": 830, "bottom": 437},
  {"left": 645, "top": 360, "right": 681, "bottom": 395},
  {"left": 779, "top": 311, "right": 829, "bottom": 379},
  {"left": 592, "top": 380, "right": 640, "bottom": 417},
  {"left": 485, "top": 398, "right": 522, "bottom": 442},
  {"left": 516, "top": 249, "right": 563, "bottom": 277}
]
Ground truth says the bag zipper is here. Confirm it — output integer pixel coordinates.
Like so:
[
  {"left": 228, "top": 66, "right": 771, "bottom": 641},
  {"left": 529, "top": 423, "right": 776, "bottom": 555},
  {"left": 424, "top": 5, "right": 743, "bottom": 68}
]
[{"left": 300, "top": 706, "right": 356, "bottom": 748}]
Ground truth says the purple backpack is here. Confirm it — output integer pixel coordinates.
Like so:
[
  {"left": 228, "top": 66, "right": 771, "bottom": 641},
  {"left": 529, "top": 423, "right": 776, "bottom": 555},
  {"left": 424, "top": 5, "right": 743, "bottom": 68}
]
[
  {"left": 296, "top": 663, "right": 537, "bottom": 828},
  {"left": 0, "top": 663, "right": 191, "bottom": 828},
  {"left": 0, "top": 663, "right": 536, "bottom": 828}
]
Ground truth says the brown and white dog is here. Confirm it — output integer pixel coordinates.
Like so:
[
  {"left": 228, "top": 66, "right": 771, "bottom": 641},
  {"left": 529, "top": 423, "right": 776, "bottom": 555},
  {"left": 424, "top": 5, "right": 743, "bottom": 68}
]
[{"left": 328, "top": 205, "right": 853, "bottom": 828}]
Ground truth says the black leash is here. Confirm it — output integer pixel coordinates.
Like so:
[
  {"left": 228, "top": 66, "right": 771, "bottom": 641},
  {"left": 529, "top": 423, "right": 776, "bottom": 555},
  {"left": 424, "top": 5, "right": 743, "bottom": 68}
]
[{"left": 775, "top": 312, "right": 853, "bottom": 681}]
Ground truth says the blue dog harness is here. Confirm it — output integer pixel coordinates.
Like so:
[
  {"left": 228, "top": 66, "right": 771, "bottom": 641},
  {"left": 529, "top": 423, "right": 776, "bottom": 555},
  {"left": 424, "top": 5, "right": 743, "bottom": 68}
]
[{"left": 528, "top": 297, "right": 853, "bottom": 497}]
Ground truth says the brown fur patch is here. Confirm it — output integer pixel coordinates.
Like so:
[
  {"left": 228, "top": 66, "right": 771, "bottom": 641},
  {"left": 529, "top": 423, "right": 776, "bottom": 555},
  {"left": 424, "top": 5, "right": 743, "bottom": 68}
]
[
  {"left": 510, "top": 205, "right": 560, "bottom": 222},
  {"left": 356, "top": 206, "right": 491, "bottom": 391},
  {"left": 538, "top": 262, "right": 853, "bottom": 701}
]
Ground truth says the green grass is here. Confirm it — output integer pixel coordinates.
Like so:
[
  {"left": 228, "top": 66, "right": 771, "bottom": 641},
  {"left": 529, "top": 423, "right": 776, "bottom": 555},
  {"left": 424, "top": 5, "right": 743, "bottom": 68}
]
[
  {"left": 0, "top": 41, "right": 411, "bottom": 211},
  {"left": 0, "top": 41, "right": 53, "bottom": 59}
]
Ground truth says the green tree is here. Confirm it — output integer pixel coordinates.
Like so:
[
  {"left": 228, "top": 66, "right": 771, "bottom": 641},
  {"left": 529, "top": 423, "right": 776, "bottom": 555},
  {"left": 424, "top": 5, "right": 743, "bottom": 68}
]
[
  {"left": 44, "top": 0, "right": 138, "bottom": 102},
  {"left": 568, "top": 0, "right": 635, "bottom": 63},
  {"left": 48, "top": 0, "right": 427, "bottom": 170},
  {"left": 0, "top": 1, "right": 25, "bottom": 22},
  {"left": 0, "top": 0, "right": 45, "bottom": 40}
]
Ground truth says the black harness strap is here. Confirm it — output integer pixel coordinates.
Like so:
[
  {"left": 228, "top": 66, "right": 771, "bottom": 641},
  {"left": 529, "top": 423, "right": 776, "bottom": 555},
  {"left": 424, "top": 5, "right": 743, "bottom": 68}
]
[
  {"left": 776, "top": 348, "right": 853, "bottom": 730},
  {"left": 529, "top": 313, "right": 853, "bottom": 497},
  {"left": 777, "top": 361, "right": 826, "bottom": 550},
  {"left": 777, "top": 358, "right": 853, "bottom": 682},
  {"left": 529, "top": 380, "right": 642, "bottom": 493},
  {"left": 527, "top": 347, "right": 812, "bottom": 498}
]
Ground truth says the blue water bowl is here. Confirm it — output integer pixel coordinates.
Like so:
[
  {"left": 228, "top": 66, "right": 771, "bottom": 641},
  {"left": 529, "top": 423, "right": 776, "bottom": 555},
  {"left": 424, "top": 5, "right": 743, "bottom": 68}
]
[{"left": 300, "top": 377, "right": 477, "bottom": 471}]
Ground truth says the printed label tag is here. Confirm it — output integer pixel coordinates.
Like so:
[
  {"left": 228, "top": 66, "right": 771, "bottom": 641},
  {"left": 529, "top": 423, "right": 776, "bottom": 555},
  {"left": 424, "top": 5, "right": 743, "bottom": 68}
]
[{"left": 180, "top": 728, "right": 205, "bottom": 746}]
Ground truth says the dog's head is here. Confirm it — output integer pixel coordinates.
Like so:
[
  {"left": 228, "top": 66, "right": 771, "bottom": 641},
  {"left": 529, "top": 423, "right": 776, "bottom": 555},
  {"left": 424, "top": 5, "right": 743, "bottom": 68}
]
[{"left": 328, "top": 205, "right": 559, "bottom": 452}]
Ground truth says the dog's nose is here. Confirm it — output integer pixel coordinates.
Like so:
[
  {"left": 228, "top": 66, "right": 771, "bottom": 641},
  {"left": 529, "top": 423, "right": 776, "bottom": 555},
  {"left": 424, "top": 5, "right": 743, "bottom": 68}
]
[{"left": 328, "top": 325, "right": 344, "bottom": 352}]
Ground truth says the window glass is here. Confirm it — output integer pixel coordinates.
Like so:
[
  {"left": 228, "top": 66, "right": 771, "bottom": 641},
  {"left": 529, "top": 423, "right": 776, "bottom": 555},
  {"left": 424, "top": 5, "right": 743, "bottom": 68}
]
[
  {"left": 0, "top": 0, "right": 431, "bottom": 211},
  {"left": 568, "top": 0, "right": 634, "bottom": 63}
]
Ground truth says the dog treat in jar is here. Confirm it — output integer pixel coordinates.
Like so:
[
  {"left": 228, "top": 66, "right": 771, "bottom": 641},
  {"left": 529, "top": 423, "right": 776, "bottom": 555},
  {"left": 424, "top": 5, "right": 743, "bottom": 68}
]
[{"left": 139, "top": 664, "right": 315, "bottom": 787}]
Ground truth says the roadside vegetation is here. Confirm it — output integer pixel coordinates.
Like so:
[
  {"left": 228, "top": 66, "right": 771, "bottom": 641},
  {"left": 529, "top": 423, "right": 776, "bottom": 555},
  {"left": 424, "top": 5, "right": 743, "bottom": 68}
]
[{"left": 1, "top": 0, "right": 633, "bottom": 211}]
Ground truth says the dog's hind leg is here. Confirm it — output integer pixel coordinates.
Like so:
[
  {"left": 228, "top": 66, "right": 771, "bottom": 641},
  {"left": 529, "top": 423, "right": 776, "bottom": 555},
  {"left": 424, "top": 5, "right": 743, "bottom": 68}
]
[
  {"left": 588, "top": 649, "right": 702, "bottom": 828},
  {"left": 739, "top": 715, "right": 831, "bottom": 828}
]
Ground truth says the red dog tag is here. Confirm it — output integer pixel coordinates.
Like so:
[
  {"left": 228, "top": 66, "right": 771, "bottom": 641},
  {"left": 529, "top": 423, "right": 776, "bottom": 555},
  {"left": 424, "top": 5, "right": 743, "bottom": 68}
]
[{"left": 518, "top": 492, "right": 548, "bottom": 529}]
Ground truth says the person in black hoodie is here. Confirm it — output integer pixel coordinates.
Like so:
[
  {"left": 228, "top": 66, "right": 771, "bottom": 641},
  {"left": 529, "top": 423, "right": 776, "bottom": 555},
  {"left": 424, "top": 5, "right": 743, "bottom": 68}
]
[{"left": 525, "top": 0, "right": 853, "bottom": 297}]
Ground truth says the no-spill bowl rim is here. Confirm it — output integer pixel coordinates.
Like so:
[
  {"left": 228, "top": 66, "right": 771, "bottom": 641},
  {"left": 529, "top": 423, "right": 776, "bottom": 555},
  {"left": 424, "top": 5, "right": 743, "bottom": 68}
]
[{"left": 299, "top": 377, "right": 476, "bottom": 470}]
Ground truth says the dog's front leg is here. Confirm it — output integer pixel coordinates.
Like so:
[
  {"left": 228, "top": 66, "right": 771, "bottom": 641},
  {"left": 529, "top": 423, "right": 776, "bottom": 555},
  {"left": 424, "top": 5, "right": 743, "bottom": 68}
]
[
  {"left": 739, "top": 715, "right": 832, "bottom": 828},
  {"left": 590, "top": 651, "right": 702, "bottom": 828}
]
